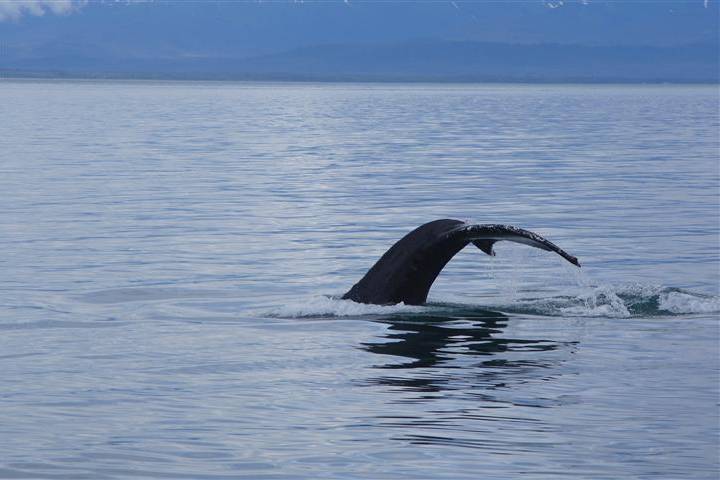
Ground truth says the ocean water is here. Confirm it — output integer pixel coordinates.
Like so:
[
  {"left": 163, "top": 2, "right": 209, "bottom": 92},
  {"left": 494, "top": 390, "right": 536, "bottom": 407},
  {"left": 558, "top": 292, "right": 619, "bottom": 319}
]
[{"left": 0, "top": 80, "right": 718, "bottom": 479}]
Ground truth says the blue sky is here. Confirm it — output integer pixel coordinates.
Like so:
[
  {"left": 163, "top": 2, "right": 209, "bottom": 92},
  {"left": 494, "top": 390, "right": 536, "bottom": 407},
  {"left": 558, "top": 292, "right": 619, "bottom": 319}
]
[{"left": 1, "top": 1, "right": 717, "bottom": 56}]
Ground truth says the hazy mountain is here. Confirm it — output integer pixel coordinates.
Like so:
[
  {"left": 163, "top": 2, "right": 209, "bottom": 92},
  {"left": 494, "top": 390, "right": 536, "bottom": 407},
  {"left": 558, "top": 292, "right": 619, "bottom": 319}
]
[
  {"left": 2, "top": 40, "right": 717, "bottom": 83},
  {"left": 234, "top": 41, "right": 719, "bottom": 82}
]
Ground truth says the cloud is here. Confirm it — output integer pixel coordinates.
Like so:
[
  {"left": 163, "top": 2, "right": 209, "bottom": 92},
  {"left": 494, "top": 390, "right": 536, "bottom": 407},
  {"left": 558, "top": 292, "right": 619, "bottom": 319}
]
[
  {"left": 543, "top": 0, "right": 591, "bottom": 8},
  {"left": 0, "top": 0, "right": 85, "bottom": 21}
]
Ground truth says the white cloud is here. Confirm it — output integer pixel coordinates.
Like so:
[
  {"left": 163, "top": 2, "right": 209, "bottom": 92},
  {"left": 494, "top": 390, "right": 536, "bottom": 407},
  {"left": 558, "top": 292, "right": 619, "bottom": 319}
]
[{"left": 0, "top": 0, "right": 85, "bottom": 21}]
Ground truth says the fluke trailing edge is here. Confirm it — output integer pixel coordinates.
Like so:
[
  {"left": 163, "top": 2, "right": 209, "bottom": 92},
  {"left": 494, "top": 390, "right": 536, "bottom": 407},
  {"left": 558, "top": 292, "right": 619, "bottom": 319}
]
[{"left": 342, "top": 219, "right": 580, "bottom": 305}]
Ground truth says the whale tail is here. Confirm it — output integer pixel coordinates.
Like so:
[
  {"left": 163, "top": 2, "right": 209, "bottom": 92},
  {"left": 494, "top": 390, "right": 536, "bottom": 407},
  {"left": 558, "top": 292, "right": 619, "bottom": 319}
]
[{"left": 342, "top": 219, "right": 580, "bottom": 305}]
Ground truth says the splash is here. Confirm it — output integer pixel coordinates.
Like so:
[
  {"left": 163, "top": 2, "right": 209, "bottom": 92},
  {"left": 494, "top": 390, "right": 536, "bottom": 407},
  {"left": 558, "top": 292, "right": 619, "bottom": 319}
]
[
  {"left": 260, "top": 295, "right": 432, "bottom": 318},
  {"left": 658, "top": 289, "right": 720, "bottom": 314},
  {"left": 561, "top": 284, "right": 631, "bottom": 317},
  {"left": 483, "top": 284, "right": 719, "bottom": 318},
  {"left": 264, "top": 284, "right": 718, "bottom": 320}
]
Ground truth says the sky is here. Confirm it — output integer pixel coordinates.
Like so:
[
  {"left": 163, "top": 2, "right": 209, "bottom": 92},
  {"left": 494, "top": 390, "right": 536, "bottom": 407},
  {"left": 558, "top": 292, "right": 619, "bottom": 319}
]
[
  {"left": 1, "top": 1, "right": 718, "bottom": 50},
  {"left": 0, "top": 1, "right": 717, "bottom": 80}
]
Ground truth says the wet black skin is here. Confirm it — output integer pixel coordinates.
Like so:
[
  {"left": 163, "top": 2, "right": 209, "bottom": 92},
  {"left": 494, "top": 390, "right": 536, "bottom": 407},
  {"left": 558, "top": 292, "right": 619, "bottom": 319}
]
[{"left": 342, "top": 219, "right": 580, "bottom": 306}]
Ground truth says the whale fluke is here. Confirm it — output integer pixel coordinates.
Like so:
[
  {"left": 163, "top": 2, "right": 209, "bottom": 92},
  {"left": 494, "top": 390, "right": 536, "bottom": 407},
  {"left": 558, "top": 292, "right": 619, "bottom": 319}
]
[{"left": 342, "top": 219, "right": 580, "bottom": 305}]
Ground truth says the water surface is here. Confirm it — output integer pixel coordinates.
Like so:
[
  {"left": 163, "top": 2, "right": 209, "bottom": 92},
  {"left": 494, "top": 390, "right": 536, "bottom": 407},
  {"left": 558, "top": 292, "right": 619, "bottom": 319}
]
[{"left": 0, "top": 80, "right": 718, "bottom": 479}]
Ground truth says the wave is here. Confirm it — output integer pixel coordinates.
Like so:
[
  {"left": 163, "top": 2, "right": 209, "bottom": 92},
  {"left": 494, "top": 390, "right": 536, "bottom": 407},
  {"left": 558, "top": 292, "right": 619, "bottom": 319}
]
[
  {"left": 264, "top": 284, "right": 719, "bottom": 319},
  {"left": 481, "top": 284, "right": 719, "bottom": 318}
]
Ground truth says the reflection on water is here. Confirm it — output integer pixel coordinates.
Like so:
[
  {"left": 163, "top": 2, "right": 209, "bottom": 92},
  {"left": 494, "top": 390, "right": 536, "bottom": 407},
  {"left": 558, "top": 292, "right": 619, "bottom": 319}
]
[
  {"left": 357, "top": 311, "right": 581, "bottom": 452},
  {"left": 365, "top": 311, "right": 567, "bottom": 368},
  {"left": 361, "top": 311, "right": 576, "bottom": 401}
]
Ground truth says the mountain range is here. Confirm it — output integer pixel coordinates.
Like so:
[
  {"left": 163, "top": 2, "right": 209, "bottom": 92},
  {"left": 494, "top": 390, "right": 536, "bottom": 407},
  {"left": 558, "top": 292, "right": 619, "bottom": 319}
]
[{"left": 3, "top": 40, "right": 717, "bottom": 83}]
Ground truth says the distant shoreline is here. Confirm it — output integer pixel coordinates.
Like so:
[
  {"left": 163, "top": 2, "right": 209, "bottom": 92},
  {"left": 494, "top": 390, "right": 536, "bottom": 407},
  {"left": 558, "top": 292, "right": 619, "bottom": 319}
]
[
  {"left": 1, "top": 71, "right": 718, "bottom": 85},
  {"left": 4, "top": 40, "right": 717, "bottom": 85}
]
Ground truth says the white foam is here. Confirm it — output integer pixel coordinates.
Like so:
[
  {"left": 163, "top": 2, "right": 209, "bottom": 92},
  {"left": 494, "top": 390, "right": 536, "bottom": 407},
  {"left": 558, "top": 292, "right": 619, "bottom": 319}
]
[
  {"left": 613, "top": 283, "right": 666, "bottom": 298},
  {"left": 515, "top": 284, "right": 719, "bottom": 318},
  {"left": 259, "top": 295, "right": 432, "bottom": 318},
  {"left": 257, "top": 284, "right": 719, "bottom": 320},
  {"left": 479, "top": 283, "right": 718, "bottom": 318},
  {"left": 658, "top": 291, "right": 720, "bottom": 314},
  {"left": 567, "top": 284, "right": 631, "bottom": 318},
  {"left": 559, "top": 295, "right": 631, "bottom": 317}
]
